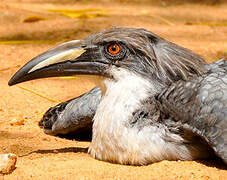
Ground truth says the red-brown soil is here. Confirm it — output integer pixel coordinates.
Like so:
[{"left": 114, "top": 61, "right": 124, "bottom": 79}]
[{"left": 0, "top": 1, "right": 226, "bottom": 179}]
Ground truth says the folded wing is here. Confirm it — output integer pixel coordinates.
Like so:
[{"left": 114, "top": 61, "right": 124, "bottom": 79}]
[{"left": 158, "top": 59, "right": 227, "bottom": 164}]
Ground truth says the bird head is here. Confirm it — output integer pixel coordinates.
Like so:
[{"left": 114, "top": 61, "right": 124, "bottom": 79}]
[{"left": 8, "top": 27, "right": 205, "bottom": 87}]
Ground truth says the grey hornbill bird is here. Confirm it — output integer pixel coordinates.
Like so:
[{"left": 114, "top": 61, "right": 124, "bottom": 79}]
[{"left": 8, "top": 28, "right": 227, "bottom": 165}]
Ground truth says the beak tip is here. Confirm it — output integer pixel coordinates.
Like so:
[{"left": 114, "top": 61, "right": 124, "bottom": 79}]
[
  {"left": 8, "top": 66, "right": 30, "bottom": 86},
  {"left": 8, "top": 72, "right": 24, "bottom": 86},
  {"left": 8, "top": 82, "right": 13, "bottom": 86},
  {"left": 8, "top": 78, "right": 16, "bottom": 86}
]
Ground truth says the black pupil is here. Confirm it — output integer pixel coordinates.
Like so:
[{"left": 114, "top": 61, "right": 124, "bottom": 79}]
[{"left": 111, "top": 45, "right": 117, "bottom": 51}]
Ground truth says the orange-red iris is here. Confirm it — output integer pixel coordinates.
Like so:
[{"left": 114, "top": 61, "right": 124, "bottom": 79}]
[{"left": 108, "top": 44, "right": 120, "bottom": 55}]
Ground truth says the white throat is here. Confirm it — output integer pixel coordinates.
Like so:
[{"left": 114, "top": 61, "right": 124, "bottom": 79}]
[{"left": 88, "top": 67, "right": 161, "bottom": 164}]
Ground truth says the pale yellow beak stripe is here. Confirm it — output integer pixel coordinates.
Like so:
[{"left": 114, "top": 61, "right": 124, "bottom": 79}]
[{"left": 28, "top": 40, "right": 86, "bottom": 73}]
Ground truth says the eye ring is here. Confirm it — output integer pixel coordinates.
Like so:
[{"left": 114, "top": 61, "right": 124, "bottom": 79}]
[{"left": 104, "top": 42, "right": 126, "bottom": 60}]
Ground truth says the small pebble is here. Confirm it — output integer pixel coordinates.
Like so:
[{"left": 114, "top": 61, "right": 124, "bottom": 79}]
[
  {"left": 10, "top": 118, "right": 24, "bottom": 126},
  {"left": 0, "top": 153, "right": 17, "bottom": 174},
  {"left": 41, "top": 137, "right": 50, "bottom": 141}
]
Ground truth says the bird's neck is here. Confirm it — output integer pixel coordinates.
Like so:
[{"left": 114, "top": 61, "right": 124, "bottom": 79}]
[{"left": 89, "top": 67, "right": 162, "bottom": 163}]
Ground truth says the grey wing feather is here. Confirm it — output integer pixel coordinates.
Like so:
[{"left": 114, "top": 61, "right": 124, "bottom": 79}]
[
  {"left": 39, "top": 87, "right": 102, "bottom": 135},
  {"left": 158, "top": 59, "right": 227, "bottom": 164}
]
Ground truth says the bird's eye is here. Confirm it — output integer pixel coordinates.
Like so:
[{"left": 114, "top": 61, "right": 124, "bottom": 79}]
[
  {"left": 104, "top": 42, "right": 126, "bottom": 60},
  {"left": 108, "top": 44, "right": 120, "bottom": 55}
]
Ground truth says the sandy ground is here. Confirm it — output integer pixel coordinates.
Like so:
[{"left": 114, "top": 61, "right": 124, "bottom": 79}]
[{"left": 0, "top": 0, "right": 227, "bottom": 179}]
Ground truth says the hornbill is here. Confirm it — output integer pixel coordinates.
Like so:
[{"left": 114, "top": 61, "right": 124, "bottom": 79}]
[{"left": 8, "top": 28, "right": 227, "bottom": 165}]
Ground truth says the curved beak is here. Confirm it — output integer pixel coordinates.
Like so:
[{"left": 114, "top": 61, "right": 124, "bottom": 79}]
[{"left": 8, "top": 40, "right": 108, "bottom": 86}]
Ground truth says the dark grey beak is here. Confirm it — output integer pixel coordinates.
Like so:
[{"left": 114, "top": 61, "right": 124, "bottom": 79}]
[{"left": 8, "top": 40, "right": 107, "bottom": 86}]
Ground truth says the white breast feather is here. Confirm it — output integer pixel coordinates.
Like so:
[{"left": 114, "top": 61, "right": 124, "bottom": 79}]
[{"left": 88, "top": 67, "right": 208, "bottom": 165}]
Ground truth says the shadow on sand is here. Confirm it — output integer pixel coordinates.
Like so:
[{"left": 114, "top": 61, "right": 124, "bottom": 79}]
[
  {"left": 196, "top": 158, "right": 227, "bottom": 170},
  {"left": 19, "top": 146, "right": 88, "bottom": 158},
  {"left": 19, "top": 146, "right": 227, "bottom": 170}
]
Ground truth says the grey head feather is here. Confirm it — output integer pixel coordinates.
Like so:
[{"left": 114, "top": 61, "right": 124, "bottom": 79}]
[{"left": 87, "top": 27, "right": 206, "bottom": 85}]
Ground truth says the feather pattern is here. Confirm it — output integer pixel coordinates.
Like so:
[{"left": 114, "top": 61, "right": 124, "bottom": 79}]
[{"left": 157, "top": 59, "right": 227, "bottom": 164}]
